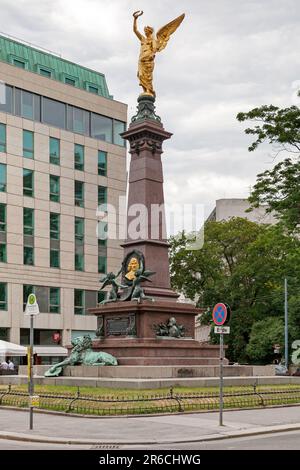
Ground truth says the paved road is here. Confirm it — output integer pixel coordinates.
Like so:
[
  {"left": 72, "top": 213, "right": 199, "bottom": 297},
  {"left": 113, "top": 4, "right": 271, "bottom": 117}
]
[
  {"left": 0, "top": 439, "right": 86, "bottom": 450},
  {"left": 0, "top": 406, "right": 300, "bottom": 445},
  {"left": 0, "top": 429, "right": 299, "bottom": 450},
  {"left": 130, "top": 429, "right": 300, "bottom": 450},
  {"left": 0, "top": 405, "right": 300, "bottom": 445}
]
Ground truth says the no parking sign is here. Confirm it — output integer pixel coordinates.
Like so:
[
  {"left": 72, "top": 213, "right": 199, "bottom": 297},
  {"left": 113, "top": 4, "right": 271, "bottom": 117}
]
[
  {"left": 212, "top": 302, "right": 230, "bottom": 427},
  {"left": 212, "top": 303, "right": 228, "bottom": 326}
]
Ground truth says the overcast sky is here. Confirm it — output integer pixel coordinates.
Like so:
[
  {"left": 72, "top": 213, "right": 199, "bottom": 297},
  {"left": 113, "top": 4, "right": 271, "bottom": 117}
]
[{"left": 1, "top": 0, "right": 300, "bottom": 216}]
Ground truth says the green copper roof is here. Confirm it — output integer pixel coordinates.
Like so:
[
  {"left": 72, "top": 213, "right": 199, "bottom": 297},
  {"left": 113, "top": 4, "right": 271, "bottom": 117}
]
[{"left": 0, "top": 34, "right": 111, "bottom": 99}]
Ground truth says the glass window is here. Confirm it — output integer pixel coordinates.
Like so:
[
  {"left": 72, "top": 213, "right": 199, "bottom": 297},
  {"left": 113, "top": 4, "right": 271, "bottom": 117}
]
[
  {"left": 98, "top": 150, "right": 107, "bottom": 176},
  {"left": 88, "top": 85, "right": 98, "bottom": 94},
  {"left": 74, "top": 289, "right": 84, "bottom": 315},
  {"left": 91, "top": 113, "right": 112, "bottom": 142},
  {"left": 49, "top": 287, "right": 60, "bottom": 313},
  {"left": 14, "top": 88, "right": 21, "bottom": 116},
  {"left": 66, "top": 105, "right": 73, "bottom": 131},
  {"left": 49, "top": 137, "right": 60, "bottom": 165},
  {"left": 0, "top": 204, "right": 6, "bottom": 232},
  {"left": 113, "top": 120, "right": 126, "bottom": 146},
  {"left": 39, "top": 68, "right": 52, "bottom": 78},
  {"left": 98, "top": 186, "right": 107, "bottom": 205},
  {"left": 13, "top": 58, "right": 26, "bottom": 69},
  {"left": 50, "top": 249, "right": 60, "bottom": 268},
  {"left": 67, "top": 106, "right": 89, "bottom": 135},
  {"left": 23, "top": 285, "right": 35, "bottom": 310},
  {"left": 97, "top": 222, "right": 107, "bottom": 246},
  {"left": 22, "top": 91, "right": 34, "bottom": 120},
  {"left": 75, "top": 252, "right": 84, "bottom": 271},
  {"left": 0, "top": 244, "right": 6, "bottom": 263},
  {"left": 98, "top": 255, "right": 107, "bottom": 274},
  {"left": 24, "top": 245, "right": 34, "bottom": 265},
  {"left": 0, "top": 123, "right": 6, "bottom": 152},
  {"left": 23, "top": 208, "right": 34, "bottom": 235},
  {"left": 0, "top": 327, "right": 9, "bottom": 341},
  {"left": 20, "top": 328, "right": 62, "bottom": 346},
  {"left": 50, "top": 213, "right": 60, "bottom": 239},
  {"left": 98, "top": 291, "right": 106, "bottom": 303},
  {"left": 33, "top": 94, "right": 41, "bottom": 121},
  {"left": 85, "top": 291, "right": 97, "bottom": 312},
  {"left": 0, "top": 164, "right": 6, "bottom": 192},
  {"left": 23, "top": 169, "right": 34, "bottom": 197},
  {"left": 23, "top": 130, "right": 34, "bottom": 158},
  {"left": 74, "top": 144, "right": 84, "bottom": 170},
  {"left": 75, "top": 217, "right": 84, "bottom": 272},
  {"left": 65, "top": 77, "right": 76, "bottom": 86},
  {"left": 75, "top": 217, "right": 84, "bottom": 241},
  {"left": 42, "top": 97, "right": 66, "bottom": 129},
  {"left": 74, "top": 180, "right": 84, "bottom": 207},
  {"left": 50, "top": 175, "right": 60, "bottom": 202},
  {"left": 0, "top": 84, "right": 13, "bottom": 114},
  {"left": 0, "top": 283, "right": 7, "bottom": 310},
  {"left": 73, "top": 108, "right": 89, "bottom": 135}
]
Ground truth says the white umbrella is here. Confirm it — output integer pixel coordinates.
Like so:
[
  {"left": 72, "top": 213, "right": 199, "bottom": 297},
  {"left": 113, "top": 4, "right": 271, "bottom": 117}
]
[{"left": 0, "top": 340, "right": 27, "bottom": 357}]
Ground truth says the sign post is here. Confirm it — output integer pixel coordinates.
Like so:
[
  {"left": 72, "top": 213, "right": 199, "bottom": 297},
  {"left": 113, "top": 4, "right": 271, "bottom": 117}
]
[
  {"left": 24, "top": 293, "right": 40, "bottom": 430},
  {"left": 212, "top": 303, "right": 229, "bottom": 427}
]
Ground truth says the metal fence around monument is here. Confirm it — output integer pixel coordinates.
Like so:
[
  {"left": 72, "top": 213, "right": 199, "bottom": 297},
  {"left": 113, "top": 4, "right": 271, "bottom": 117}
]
[{"left": 0, "top": 384, "right": 300, "bottom": 416}]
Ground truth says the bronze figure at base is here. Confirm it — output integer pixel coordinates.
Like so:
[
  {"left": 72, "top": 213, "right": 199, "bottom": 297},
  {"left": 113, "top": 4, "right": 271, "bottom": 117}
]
[{"left": 44, "top": 336, "right": 118, "bottom": 377}]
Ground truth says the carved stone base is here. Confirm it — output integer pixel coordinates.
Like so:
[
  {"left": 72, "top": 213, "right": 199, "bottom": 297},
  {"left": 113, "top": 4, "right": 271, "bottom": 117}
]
[{"left": 90, "top": 301, "right": 222, "bottom": 366}]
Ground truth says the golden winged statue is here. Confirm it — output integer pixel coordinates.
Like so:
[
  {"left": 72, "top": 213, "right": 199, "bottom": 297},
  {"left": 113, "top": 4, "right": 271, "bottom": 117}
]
[{"left": 133, "top": 11, "right": 185, "bottom": 97}]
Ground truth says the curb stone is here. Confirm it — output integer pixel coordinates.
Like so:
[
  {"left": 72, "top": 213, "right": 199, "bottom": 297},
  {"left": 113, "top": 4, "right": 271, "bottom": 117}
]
[{"left": 0, "top": 423, "right": 300, "bottom": 446}]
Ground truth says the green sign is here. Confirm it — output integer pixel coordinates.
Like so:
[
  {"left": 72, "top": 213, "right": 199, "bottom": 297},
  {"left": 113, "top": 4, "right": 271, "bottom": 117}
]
[
  {"left": 28, "top": 294, "right": 36, "bottom": 305},
  {"left": 24, "top": 293, "right": 40, "bottom": 316}
]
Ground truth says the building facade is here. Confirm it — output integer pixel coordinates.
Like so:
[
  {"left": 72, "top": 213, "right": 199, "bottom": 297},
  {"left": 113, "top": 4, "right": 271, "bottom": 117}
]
[
  {"left": 207, "top": 198, "right": 277, "bottom": 225},
  {"left": 0, "top": 34, "right": 127, "bottom": 358}
]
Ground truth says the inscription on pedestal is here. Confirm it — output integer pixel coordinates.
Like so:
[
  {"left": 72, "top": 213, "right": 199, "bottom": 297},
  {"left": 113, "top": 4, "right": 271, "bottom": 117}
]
[{"left": 106, "top": 314, "right": 136, "bottom": 337}]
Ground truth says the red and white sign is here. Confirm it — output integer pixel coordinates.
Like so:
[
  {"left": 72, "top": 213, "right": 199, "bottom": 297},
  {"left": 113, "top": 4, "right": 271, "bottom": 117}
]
[
  {"left": 212, "top": 303, "right": 228, "bottom": 326},
  {"left": 52, "top": 332, "right": 61, "bottom": 343}
]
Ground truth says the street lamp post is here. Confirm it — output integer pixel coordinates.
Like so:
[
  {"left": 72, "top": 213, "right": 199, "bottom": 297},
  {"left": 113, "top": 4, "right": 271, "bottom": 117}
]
[{"left": 284, "top": 278, "right": 288, "bottom": 369}]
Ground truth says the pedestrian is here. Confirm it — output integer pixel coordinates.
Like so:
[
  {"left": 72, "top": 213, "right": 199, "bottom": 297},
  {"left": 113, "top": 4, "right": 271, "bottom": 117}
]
[{"left": 0, "top": 359, "right": 9, "bottom": 370}]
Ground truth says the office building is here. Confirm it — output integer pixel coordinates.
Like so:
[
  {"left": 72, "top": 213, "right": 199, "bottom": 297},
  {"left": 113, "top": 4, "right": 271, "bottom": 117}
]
[{"left": 0, "top": 34, "right": 127, "bottom": 361}]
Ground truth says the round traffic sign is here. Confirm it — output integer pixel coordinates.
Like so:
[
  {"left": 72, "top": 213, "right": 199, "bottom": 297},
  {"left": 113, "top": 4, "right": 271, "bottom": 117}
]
[
  {"left": 212, "top": 303, "right": 228, "bottom": 326},
  {"left": 28, "top": 294, "right": 36, "bottom": 305}
]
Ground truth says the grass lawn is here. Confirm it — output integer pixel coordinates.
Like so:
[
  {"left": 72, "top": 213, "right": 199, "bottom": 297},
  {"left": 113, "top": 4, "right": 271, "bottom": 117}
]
[
  {"left": 2, "top": 382, "right": 300, "bottom": 395},
  {"left": 1, "top": 383, "right": 300, "bottom": 416}
]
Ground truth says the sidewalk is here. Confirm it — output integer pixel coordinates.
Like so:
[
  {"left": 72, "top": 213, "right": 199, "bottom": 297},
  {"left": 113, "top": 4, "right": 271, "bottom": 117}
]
[{"left": 0, "top": 406, "right": 300, "bottom": 445}]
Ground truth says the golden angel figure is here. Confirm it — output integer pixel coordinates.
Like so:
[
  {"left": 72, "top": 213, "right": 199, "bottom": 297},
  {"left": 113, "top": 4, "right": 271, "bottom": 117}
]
[{"left": 133, "top": 11, "right": 185, "bottom": 97}]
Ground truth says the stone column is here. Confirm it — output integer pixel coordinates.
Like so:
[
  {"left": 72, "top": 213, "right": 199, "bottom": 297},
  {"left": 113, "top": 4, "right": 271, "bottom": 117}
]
[{"left": 121, "top": 96, "right": 178, "bottom": 300}]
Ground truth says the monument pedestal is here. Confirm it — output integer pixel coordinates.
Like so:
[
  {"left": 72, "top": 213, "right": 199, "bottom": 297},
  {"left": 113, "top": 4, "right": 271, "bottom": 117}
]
[{"left": 90, "top": 301, "right": 222, "bottom": 366}]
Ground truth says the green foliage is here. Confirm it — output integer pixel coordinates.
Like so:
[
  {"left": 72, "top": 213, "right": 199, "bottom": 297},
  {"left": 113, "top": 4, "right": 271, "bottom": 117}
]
[
  {"left": 246, "top": 317, "right": 285, "bottom": 363},
  {"left": 236, "top": 104, "right": 300, "bottom": 153},
  {"left": 237, "top": 101, "right": 300, "bottom": 231},
  {"left": 169, "top": 218, "right": 300, "bottom": 363},
  {"left": 248, "top": 158, "right": 300, "bottom": 231}
]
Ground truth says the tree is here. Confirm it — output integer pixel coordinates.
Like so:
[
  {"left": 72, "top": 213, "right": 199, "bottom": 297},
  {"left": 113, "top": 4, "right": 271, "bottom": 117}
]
[
  {"left": 246, "top": 317, "right": 285, "bottom": 364},
  {"left": 169, "top": 218, "right": 300, "bottom": 363},
  {"left": 236, "top": 104, "right": 300, "bottom": 153},
  {"left": 237, "top": 102, "right": 300, "bottom": 231},
  {"left": 247, "top": 159, "right": 300, "bottom": 231}
]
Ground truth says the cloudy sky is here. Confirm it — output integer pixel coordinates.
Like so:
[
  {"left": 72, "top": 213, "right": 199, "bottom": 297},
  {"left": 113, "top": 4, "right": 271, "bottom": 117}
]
[{"left": 1, "top": 0, "right": 300, "bottom": 217}]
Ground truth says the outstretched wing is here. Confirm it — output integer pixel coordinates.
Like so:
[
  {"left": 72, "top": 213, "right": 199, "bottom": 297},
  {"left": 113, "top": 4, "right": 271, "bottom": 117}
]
[
  {"left": 156, "top": 13, "right": 185, "bottom": 52},
  {"left": 139, "top": 275, "right": 152, "bottom": 283},
  {"left": 99, "top": 278, "right": 110, "bottom": 289},
  {"left": 142, "top": 270, "right": 156, "bottom": 278}
]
